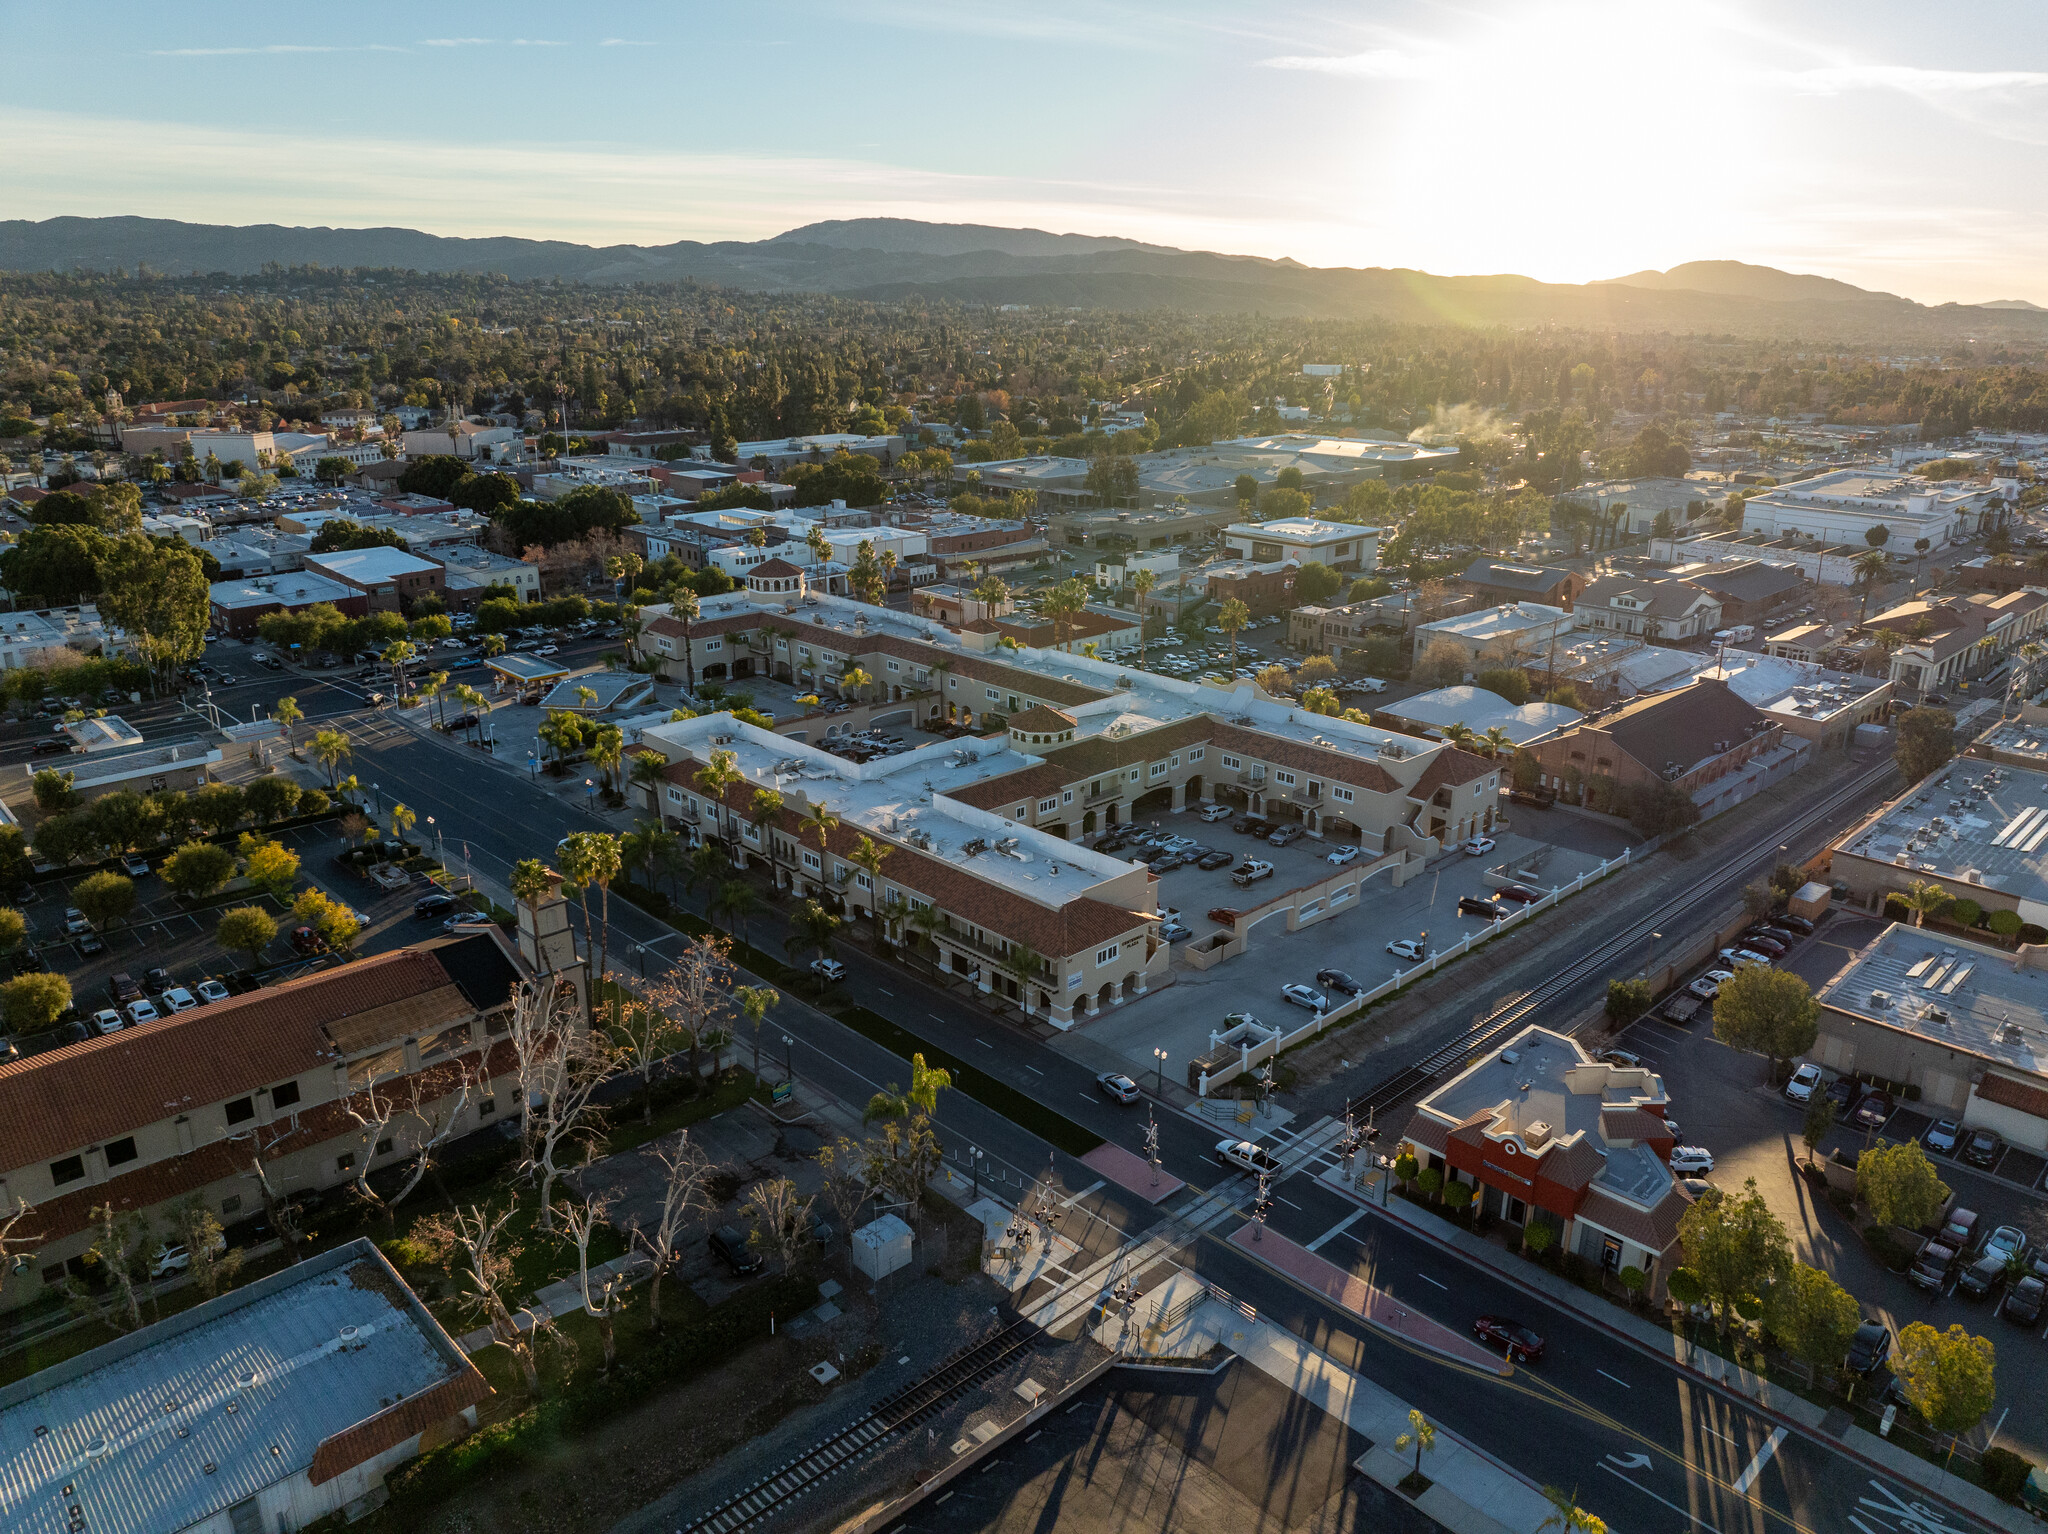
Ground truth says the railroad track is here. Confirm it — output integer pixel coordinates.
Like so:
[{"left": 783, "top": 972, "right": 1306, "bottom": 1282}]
[
  {"left": 1347, "top": 755, "right": 1901, "bottom": 1122},
  {"left": 680, "top": 1318, "right": 1041, "bottom": 1534}
]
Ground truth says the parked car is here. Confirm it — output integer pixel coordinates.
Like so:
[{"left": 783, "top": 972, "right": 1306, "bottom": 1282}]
[
  {"left": 1740, "top": 933, "right": 1788, "bottom": 959},
  {"left": 1160, "top": 921, "right": 1194, "bottom": 942},
  {"left": 1718, "top": 947, "right": 1775, "bottom": 968},
  {"left": 1198, "top": 802, "right": 1233, "bottom": 822},
  {"left": 1598, "top": 1047, "right": 1645, "bottom": 1070},
  {"left": 810, "top": 958, "right": 847, "bottom": 983},
  {"left": 2003, "top": 1272, "right": 2047, "bottom": 1325},
  {"left": 29, "top": 738, "right": 70, "bottom": 757},
  {"left": 62, "top": 907, "right": 90, "bottom": 935},
  {"left": 1940, "top": 1207, "right": 1980, "bottom": 1251},
  {"left": 91, "top": 1008, "right": 125, "bottom": 1036},
  {"left": 1282, "top": 983, "right": 1329, "bottom": 1012},
  {"left": 1207, "top": 907, "right": 1242, "bottom": 926},
  {"left": 160, "top": 987, "right": 199, "bottom": 1014},
  {"left": 1689, "top": 968, "right": 1735, "bottom": 1000},
  {"left": 1215, "top": 1138, "right": 1283, "bottom": 1176},
  {"left": 444, "top": 913, "right": 496, "bottom": 933},
  {"left": 1958, "top": 1252, "right": 2008, "bottom": 1301},
  {"left": 1845, "top": 1321, "right": 1893, "bottom": 1376},
  {"left": 1982, "top": 1225, "right": 2030, "bottom": 1268},
  {"left": 1387, "top": 938, "right": 1427, "bottom": 961},
  {"left": 1196, "top": 850, "right": 1235, "bottom": 870},
  {"left": 1909, "top": 1241, "right": 1959, "bottom": 1291},
  {"left": 1826, "top": 1076, "right": 1861, "bottom": 1118},
  {"left": 1325, "top": 845, "right": 1360, "bottom": 866},
  {"left": 143, "top": 967, "right": 171, "bottom": 992},
  {"left": 1962, "top": 1127, "right": 2004, "bottom": 1167},
  {"left": 1464, "top": 837, "right": 1496, "bottom": 856},
  {"left": 1266, "top": 824, "right": 1307, "bottom": 847},
  {"left": 108, "top": 971, "right": 142, "bottom": 1005},
  {"left": 1457, "top": 895, "right": 1506, "bottom": 919},
  {"left": 148, "top": 1231, "right": 226, "bottom": 1280},
  {"left": 121, "top": 854, "right": 150, "bottom": 878},
  {"left": 1471, "top": 1315, "right": 1545, "bottom": 1363},
  {"left": 76, "top": 932, "right": 104, "bottom": 956},
  {"left": 195, "top": 979, "right": 231, "bottom": 1005},
  {"left": 1231, "top": 816, "right": 1272, "bottom": 836},
  {"left": 1097, "top": 1072, "right": 1141, "bottom": 1104},
  {"left": 1770, "top": 913, "right": 1816, "bottom": 936},
  {"left": 1494, "top": 884, "right": 1541, "bottom": 904},
  {"left": 289, "top": 925, "right": 326, "bottom": 956},
  {"left": 1784, "top": 1063, "right": 1823, "bottom": 1103},
  {"left": 125, "top": 998, "right": 160, "bottom": 1026},
  {"left": 413, "top": 892, "right": 457, "bottom": 919},
  {"left": 1232, "top": 860, "right": 1275, "bottom": 887},
  {"left": 1316, "top": 969, "right": 1362, "bottom": 996},
  {"left": 1678, "top": 1177, "right": 1722, "bottom": 1200},
  {"left": 1853, "top": 1091, "right": 1895, "bottom": 1131},
  {"left": 708, "top": 1224, "right": 763, "bottom": 1276},
  {"left": 1924, "top": 1119, "right": 1962, "bottom": 1155},
  {"left": 1669, "top": 1146, "right": 1715, "bottom": 1174}
]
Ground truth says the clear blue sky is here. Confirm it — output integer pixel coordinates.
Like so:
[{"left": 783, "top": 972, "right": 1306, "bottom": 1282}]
[{"left": 8, "top": 0, "right": 2048, "bottom": 304}]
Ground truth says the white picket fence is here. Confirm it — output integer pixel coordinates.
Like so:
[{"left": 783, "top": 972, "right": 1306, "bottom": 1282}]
[{"left": 1195, "top": 848, "right": 1631, "bottom": 1095}]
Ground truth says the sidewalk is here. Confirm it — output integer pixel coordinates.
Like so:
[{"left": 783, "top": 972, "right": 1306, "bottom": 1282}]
[
  {"left": 455, "top": 1250, "right": 653, "bottom": 1352},
  {"left": 1328, "top": 1165, "right": 2033, "bottom": 1534}
]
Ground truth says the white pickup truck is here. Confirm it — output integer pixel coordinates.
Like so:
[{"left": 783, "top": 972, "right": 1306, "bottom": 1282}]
[
  {"left": 1215, "top": 1138, "right": 1284, "bottom": 1177},
  {"left": 1232, "top": 859, "right": 1275, "bottom": 887}
]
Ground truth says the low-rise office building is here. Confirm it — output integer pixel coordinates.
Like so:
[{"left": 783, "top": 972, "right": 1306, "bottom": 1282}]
[
  {"left": 1221, "top": 517, "right": 1379, "bottom": 572},
  {"left": 1413, "top": 602, "right": 1576, "bottom": 667},
  {"left": 1378, "top": 686, "right": 1582, "bottom": 747},
  {"left": 1865, "top": 592, "right": 2048, "bottom": 697},
  {"left": 303, "top": 546, "right": 448, "bottom": 614},
  {"left": 1572, "top": 573, "right": 1723, "bottom": 644},
  {"left": 1831, "top": 758, "right": 2048, "bottom": 927},
  {"left": 1740, "top": 468, "right": 2008, "bottom": 550},
  {"left": 1460, "top": 558, "right": 1586, "bottom": 609},
  {"left": 209, "top": 572, "right": 366, "bottom": 637},
  {"left": 1811, "top": 924, "right": 2048, "bottom": 1154}
]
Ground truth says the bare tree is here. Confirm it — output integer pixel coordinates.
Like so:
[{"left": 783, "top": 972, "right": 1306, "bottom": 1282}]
[
  {"left": 558, "top": 1192, "right": 629, "bottom": 1372},
  {"left": 73, "top": 1204, "right": 154, "bottom": 1333},
  {"left": 340, "top": 1059, "right": 480, "bottom": 1223},
  {"left": 414, "top": 1198, "right": 565, "bottom": 1395},
  {"left": 815, "top": 1137, "right": 875, "bottom": 1279},
  {"left": 509, "top": 980, "right": 619, "bottom": 1231},
  {"left": 743, "top": 1177, "right": 815, "bottom": 1273},
  {"left": 601, "top": 987, "right": 684, "bottom": 1125},
  {"left": 647, "top": 934, "right": 734, "bottom": 1085},
  {"left": 171, "top": 1198, "right": 243, "bottom": 1299},
  {"left": 242, "top": 1120, "right": 312, "bottom": 1253},
  {"left": 0, "top": 1195, "right": 41, "bottom": 1278},
  {"left": 629, "top": 1132, "right": 717, "bottom": 1333}
]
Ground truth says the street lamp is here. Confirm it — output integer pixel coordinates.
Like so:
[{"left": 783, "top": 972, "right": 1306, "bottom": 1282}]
[
  {"left": 370, "top": 781, "right": 381, "bottom": 813},
  {"left": 968, "top": 1145, "right": 983, "bottom": 1200},
  {"left": 426, "top": 815, "right": 444, "bottom": 867},
  {"left": 1152, "top": 1046, "right": 1168, "bottom": 1096},
  {"left": 782, "top": 1033, "right": 794, "bottom": 1087}
]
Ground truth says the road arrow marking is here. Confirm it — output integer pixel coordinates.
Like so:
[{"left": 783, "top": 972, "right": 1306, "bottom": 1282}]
[{"left": 1603, "top": 1452, "right": 1653, "bottom": 1471}]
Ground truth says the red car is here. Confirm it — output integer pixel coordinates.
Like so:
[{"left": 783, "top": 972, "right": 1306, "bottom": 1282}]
[
  {"left": 1494, "top": 884, "right": 1542, "bottom": 905},
  {"left": 1472, "top": 1315, "right": 1545, "bottom": 1363},
  {"left": 1740, "top": 932, "right": 1788, "bottom": 958}
]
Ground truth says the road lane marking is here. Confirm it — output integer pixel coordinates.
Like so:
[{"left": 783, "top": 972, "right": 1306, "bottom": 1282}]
[
  {"left": 1277, "top": 1196, "right": 1302, "bottom": 1210},
  {"left": 929, "top": 1013, "right": 947, "bottom": 1023},
  {"left": 878, "top": 988, "right": 894, "bottom": 996},
  {"left": 1025, "top": 1065, "right": 1044, "bottom": 1075},
  {"left": 1597, "top": 1368, "right": 1632, "bottom": 1389},
  {"left": 1305, "top": 1211, "right": 1364, "bottom": 1252},
  {"left": 1598, "top": 1464, "right": 1724, "bottom": 1533},
  {"left": 1698, "top": 1424, "right": 1740, "bottom": 1446},
  {"left": 1059, "top": 1180, "right": 1107, "bottom": 1209},
  {"left": 1730, "top": 1427, "right": 1785, "bottom": 1494},
  {"left": 1417, "top": 1273, "right": 1448, "bottom": 1290}
]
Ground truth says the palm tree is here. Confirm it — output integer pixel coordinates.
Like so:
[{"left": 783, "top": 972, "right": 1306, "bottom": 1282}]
[
  {"left": 681, "top": 841, "right": 726, "bottom": 908},
  {"left": 1044, "top": 578, "right": 1089, "bottom": 652},
  {"left": 1481, "top": 726, "right": 1514, "bottom": 759},
  {"left": 839, "top": 666, "right": 872, "bottom": 704},
  {"left": 382, "top": 640, "right": 417, "bottom": 697},
  {"left": 1131, "top": 568, "right": 1156, "bottom": 669},
  {"left": 1854, "top": 549, "right": 1890, "bottom": 627},
  {"left": 806, "top": 524, "right": 831, "bottom": 567},
  {"left": 590, "top": 724, "right": 625, "bottom": 796},
  {"left": 481, "top": 632, "right": 507, "bottom": 659},
  {"left": 864, "top": 1051, "right": 952, "bottom": 1123},
  {"left": 735, "top": 983, "right": 777, "bottom": 1081},
  {"left": 1441, "top": 722, "right": 1479, "bottom": 753},
  {"left": 748, "top": 787, "right": 784, "bottom": 880},
  {"left": 712, "top": 879, "right": 760, "bottom": 948},
  {"left": 785, "top": 897, "right": 842, "bottom": 981},
  {"left": 510, "top": 857, "right": 554, "bottom": 972},
  {"left": 1219, "top": 598, "right": 1251, "bottom": 671},
  {"left": 1537, "top": 1487, "right": 1608, "bottom": 1534},
  {"left": 575, "top": 684, "right": 599, "bottom": 712},
  {"left": 692, "top": 749, "right": 743, "bottom": 858},
  {"left": 908, "top": 900, "right": 942, "bottom": 959},
  {"left": 274, "top": 695, "right": 303, "bottom": 753},
  {"left": 310, "top": 728, "right": 352, "bottom": 788},
  {"left": 973, "top": 573, "right": 1010, "bottom": 622},
  {"left": 847, "top": 834, "right": 891, "bottom": 943},
  {"left": 628, "top": 750, "right": 669, "bottom": 812},
  {"left": 667, "top": 585, "right": 701, "bottom": 695},
  {"left": 1898, "top": 878, "right": 1953, "bottom": 928},
  {"left": 1001, "top": 941, "right": 1046, "bottom": 1013},
  {"left": 389, "top": 802, "right": 417, "bottom": 852},
  {"left": 798, "top": 799, "right": 840, "bottom": 896},
  {"left": 422, "top": 669, "right": 450, "bottom": 728}
]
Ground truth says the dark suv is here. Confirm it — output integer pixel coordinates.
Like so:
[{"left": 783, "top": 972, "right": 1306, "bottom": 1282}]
[
  {"left": 709, "top": 1224, "right": 763, "bottom": 1276},
  {"left": 1961, "top": 1128, "right": 2003, "bottom": 1168},
  {"left": 413, "top": 892, "right": 458, "bottom": 920}
]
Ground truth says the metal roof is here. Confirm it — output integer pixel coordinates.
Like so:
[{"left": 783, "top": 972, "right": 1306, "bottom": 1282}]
[
  {"left": 0, "top": 1242, "right": 472, "bottom": 1534},
  {"left": 1816, "top": 923, "right": 2048, "bottom": 1080}
]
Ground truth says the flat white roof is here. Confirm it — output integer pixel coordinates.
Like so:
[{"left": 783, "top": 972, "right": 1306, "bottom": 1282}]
[{"left": 1224, "top": 518, "right": 1379, "bottom": 544}]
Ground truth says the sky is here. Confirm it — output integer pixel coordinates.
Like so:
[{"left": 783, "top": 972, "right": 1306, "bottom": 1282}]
[{"left": 7, "top": 0, "right": 2048, "bottom": 304}]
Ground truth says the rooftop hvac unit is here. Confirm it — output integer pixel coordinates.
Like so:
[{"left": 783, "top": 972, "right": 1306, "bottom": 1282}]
[{"left": 1869, "top": 990, "right": 1893, "bottom": 1009}]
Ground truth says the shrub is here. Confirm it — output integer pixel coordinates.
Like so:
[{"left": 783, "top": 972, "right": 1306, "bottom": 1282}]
[
  {"left": 300, "top": 787, "right": 331, "bottom": 816},
  {"left": 1667, "top": 1267, "right": 1704, "bottom": 1307},
  {"left": 1988, "top": 909, "right": 2024, "bottom": 938},
  {"left": 1883, "top": 894, "right": 1910, "bottom": 922},
  {"left": 1949, "top": 898, "right": 1983, "bottom": 928},
  {"left": 1606, "top": 978, "right": 1653, "bottom": 1025},
  {"left": 1415, "top": 1167, "right": 1444, "bottom": 1201},
  {"left": 1, "top": 972, "right": 71, "bottom": 1032},
  {"left": 1980, "top": 1446, "right": 2034, "bottom": 1502}
]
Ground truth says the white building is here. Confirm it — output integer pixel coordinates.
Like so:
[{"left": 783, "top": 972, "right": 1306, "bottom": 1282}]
[
  {"left": 401, "top": 421, "right": 523, "bottom": 461},
  {"left": 1221, "top": 517, "right": 1380, "bottom": 571},
  {"left": 1413, "top": 602, "right": 1576, "bottom": 665},
  {"left": 1094, "top": 550, "right": 1180, "bottom": 589},
  {"left": 0, "top": 606, "right": 125, "bottom": 670},
  {"left": 1740, "top": 469, "right": 2007, "bottom": 551}
]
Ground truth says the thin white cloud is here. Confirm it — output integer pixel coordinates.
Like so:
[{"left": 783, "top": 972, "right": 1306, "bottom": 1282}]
[
  {"left": 509, "top": 38, "right": 567, "bottom": 47},
  {"left": 600, "top": 38, "right": 658, "bottom": 48},
  {"left": 419, "top": 37, "right": 493, "bottom": 48},
  {"left": 150, "top": 43, "right": 405, "bottom": 57},
  {"left": 1774, "top": 64, "right": 2048, "bottom": 95},
  {"left": 1261, "top": 46, "right": 1434, "bottom": 80}
]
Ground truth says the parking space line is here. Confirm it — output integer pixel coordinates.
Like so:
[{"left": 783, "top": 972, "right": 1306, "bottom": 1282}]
[
  {"left": 1597, "top": 1368, "right": 1632, "bottom": 1389},
  {"left": 1416, "top": 1273, "right": 1447, "bottom": 1290}
]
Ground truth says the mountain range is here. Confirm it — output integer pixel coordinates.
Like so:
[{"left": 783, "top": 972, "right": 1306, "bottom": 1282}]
[{"left": 2, "top": 214, "right": 2041, "bottom": 341}]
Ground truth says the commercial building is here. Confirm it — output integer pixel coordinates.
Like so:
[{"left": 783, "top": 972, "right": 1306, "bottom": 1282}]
[
  {"left": 401, "top": 421, "right": 523, "bottom": 461},
  {"left": 1398, "top": 1024, "right": 1690, "bottom": 1293},
  {"left": 1521, "top": 676, "right": 1806, "bottom": 821},
  {"left": 630, "top": 577, "right": 1499, "bottom": 1027},
  {"left": 1831, "top": 759, "right": 2048, "bottom": 928},
  {"left": 303, "top": 547, "right": 448, "bottom": 613},
  {"left": 1865, "top": 592, "right": 2048, "bottom": 697},
  {"left": 1811, "top": 924, "right": 2048, "bottom": 1154},
  {"left": 1557, "top": 477, "right": 1724, "bottom": 537},
  {"left": 1651, "top": 529, "right": 1870, "bottom": 588},
  {"left": 431, "top": 544, "right": 542, "bottom": 607},
  {"left": 0, "top": 1240, "right": 487, "bottom": 1534},
  {"left": 0, "top": 931, "right": 562, "bottom": 1312},
  {"left": 1461, "top": 558, "right": 1585, "bottom": 609},
  {"left": 1739, "top": 469, "right": 2009, "bottom": 550},
  {"left": 735, "top": 433, "right": 905, "bottom": 471},
  {"left": 1221, "top": 517, "right": 1379, "bottom": 572},
  {"left": 0, "top": 605, "right": 126, "bottom": 670},
  {"left": 209, "top": 572, "right": 366, "bottom": 637},
  {"left": 1412, "top": 603, "right": 1575, "bottom": 667},
  {"left": 1572, "top": 573, "right": 1723, "bottom": 644},
  {"left": 1378, "top": 686, "right": 1582, "bottom": 747},
  {"left": 1691, "top": 652, "right": 1893, "bottom": 751}
]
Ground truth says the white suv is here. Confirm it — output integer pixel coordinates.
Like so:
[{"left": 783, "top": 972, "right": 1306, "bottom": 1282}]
[{"left": 1784, "top": 1063, "right": 1823, "bottom": 1103}]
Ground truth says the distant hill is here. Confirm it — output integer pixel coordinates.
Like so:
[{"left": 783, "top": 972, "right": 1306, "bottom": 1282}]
[
  {"left": 1976, "top": 298, "right": 2047, "bottom": 311},
  {"left": 1599, "top": 259, "right": 1899, "bottom": 305},
  {"left": 4, "top": 214, "right": 2046, "bottom": 343}
]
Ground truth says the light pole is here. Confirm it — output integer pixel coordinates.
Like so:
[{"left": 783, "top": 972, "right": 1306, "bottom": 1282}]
[
  {"left": 1252, "top": 1169, "right": 1270, "bottom": 1242},
  {"left": 1153, "top": 1047, "right": 1168, "bottom": 1096},
  {"left": 370, "top": 782, "right": 381, "bottom": 814},
  {"left": 426, "top": 815, "right": 444, "bottom": 867},
  {"left": 969, "top": 1145, "right": 983, "bottom": 1200},
  {"left": 782, "top": 1033, "right": 794, "bottom": 1087}
]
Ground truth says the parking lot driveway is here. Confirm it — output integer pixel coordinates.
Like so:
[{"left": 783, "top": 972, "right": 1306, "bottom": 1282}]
[
  {"left": 1081, "top": 821, "right": 1608, "bottom": 1075},
  {"left": 1610, "top": 1011, "right": 2048, "bottom": 1464},
  {"left": 1787, "top": 914, "right": 1882, "bottom": 991},
  {"left": 1495, "top": 798, "right": 1639, "bottom": 860}
]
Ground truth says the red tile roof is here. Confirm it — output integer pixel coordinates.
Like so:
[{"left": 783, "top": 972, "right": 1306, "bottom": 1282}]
[
  {"left": 309, "top": 1349, "right": 492, "bottom": 1485},
  {"left": 1008, "top": 705, "right": 1077, "bottom": 733},
  {"left": 1403, "top": 746, "right": 1495, "bottom": 801},
  {"left": 1577, "top": 1184, "right": 1690, "bottom": 1253},
  {"left": 749, "top": 558, "right": 804, "bottom": 580}
]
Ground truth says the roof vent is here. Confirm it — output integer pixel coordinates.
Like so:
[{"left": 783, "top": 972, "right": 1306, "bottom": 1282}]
[
  {"left": 1869, "top": 990, "right": 1893, "bottom": 1009},
  {"left": 1499, "top": 1048, "right": 1520, "bottom": 1064},
  {"left": 1523, "top": 1120, "right": 1553, "bottom": 1148}
]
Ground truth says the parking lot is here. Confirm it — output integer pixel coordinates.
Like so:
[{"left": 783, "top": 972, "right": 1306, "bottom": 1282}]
[
  {"left": 1607, "top": 910, "right": 2048, "bottom": 1462},
  {"left": 1079, "top": 812, "right": 1610, "bottom": 1078}
]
